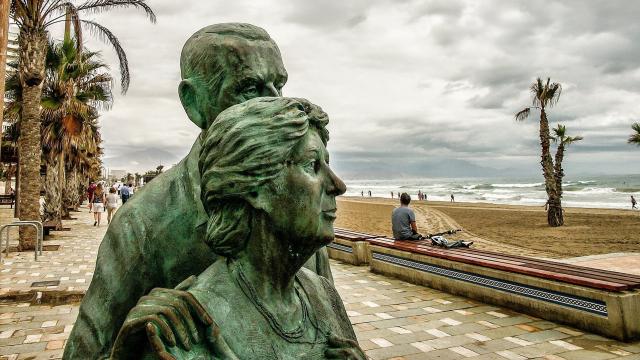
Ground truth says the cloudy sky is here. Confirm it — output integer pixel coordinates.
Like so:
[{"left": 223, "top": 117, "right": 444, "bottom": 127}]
[{"left": 75, "top": 0, "right": 639, "bottom": 178}]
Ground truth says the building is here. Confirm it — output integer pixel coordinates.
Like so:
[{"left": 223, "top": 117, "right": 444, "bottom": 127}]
[{"left": 108, "top": 169, "right": 127, "bottom": 181}]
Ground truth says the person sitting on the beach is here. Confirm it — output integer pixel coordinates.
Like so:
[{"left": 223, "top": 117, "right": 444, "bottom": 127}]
[{"left": 391, "top": 192, "right": 424, "bottom": 240}]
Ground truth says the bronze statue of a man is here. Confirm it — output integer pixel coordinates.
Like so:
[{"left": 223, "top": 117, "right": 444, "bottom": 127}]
[{"left": 63, "top": 24, "right": 333, "bottom": 360}]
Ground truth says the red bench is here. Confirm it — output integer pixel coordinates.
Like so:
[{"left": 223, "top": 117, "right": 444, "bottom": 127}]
[{"left": 331, "top": 227, "right": 640, "bottom": 341}]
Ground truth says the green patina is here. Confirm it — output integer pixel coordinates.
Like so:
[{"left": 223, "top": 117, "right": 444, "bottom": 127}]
[{"left": 63, "top": 24, "right": 352, "bottom": 360}]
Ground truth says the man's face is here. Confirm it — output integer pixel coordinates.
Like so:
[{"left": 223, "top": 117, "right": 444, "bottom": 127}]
[
  {"left": 214, "top": 39, "right": 288, "bottom": 118},
  {"left": 265, "top": 128, "right": 346, "bottom": 254}
]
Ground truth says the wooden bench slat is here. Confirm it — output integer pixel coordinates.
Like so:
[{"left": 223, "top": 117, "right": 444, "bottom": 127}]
[
  {"left": 368, "top": 240, "right": 629, "bottom": 291},
  {"left": 442, "top": 249, "right": 640, "bottom": 287},
  {"left": 455, "top": 248, "right": 640, "bottom": 283}
]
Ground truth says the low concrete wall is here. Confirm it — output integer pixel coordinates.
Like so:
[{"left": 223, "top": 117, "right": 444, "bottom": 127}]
[
  {"left": 369, "top": 245, "right": 640, "bottom": 341},
  {"left": 327, "top": 239, "right": 369, "bottom": 266}
]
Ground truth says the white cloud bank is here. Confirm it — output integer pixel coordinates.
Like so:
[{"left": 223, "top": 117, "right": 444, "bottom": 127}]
[{"left": 74, "top": 0, "right": 639, "bottom": 177}]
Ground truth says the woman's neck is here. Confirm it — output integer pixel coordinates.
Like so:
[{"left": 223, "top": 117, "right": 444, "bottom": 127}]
[{"left": 233, "top": 212, "right": 315, "bottom": 304}]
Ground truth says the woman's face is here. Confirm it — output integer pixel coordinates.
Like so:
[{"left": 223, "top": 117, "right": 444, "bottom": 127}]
[{"left": 265, "top": 128, "right": 346, "bottom": 251}]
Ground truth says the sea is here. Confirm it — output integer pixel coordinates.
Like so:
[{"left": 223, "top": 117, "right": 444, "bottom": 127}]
[{"left": 343, "top": 174, "right": 640, "bottom": 210}]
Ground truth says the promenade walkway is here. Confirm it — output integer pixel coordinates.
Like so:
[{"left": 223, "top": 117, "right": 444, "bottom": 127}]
[{"left": 1, "top": 207, "right": 639, "bottom": 359}]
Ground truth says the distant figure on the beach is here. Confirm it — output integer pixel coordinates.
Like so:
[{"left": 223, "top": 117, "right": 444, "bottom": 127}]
[
  {"left": 91, "top": 183, "right": 106, "bottom": 226},
  {"left": 120, "top": 183, "right": 131, "bottom": 204},
  {"left": 106, "top": 188, "right": 119, "bottom": 224},
  {"left": 361, "top": 190, "right": 364, "bottom": 197},
  {"left": 397, "top": 191, "right": 400, "bottom": 199},
  {"left": 368, "top": 190, "right": 372, "bottom": 197},
  {"left": 418, "top": 190, "right": 422, "bottom": 201},
  {"left": 632, "top": 195, "right": 637, "bottom": 210},
  {"left": 451, "top": 194, "right": 455, "bottom": 202},
  {"left": 391, "top": 191, "right": 394, "bottom": 199},
  {"left": 391, "top": 192, "right": 424, "bottom": 240}
]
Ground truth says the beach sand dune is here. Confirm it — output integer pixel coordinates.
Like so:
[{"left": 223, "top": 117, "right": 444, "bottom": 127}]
[{"left": 336, "top": 197, "right": 640, "bottom": 259}]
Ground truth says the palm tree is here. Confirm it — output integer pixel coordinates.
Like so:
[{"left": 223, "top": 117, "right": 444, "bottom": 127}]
[
  {"left": 10, "top": 0, "right": 155, "bottom": 249},
  {"left": 552, "top": 124, "right": 583, "bottom": 203},
  {"left": 515, "top": 77, "right": 564, "bottom": 226},
  {"left": 5, "top": 39, "right": 111, "bottom": 228},
  {"left": 628, "top": 123, "right": 640, "bottom": 146},
  {"left": 41, "top": 39, "right": 112, "bottom": 226}
]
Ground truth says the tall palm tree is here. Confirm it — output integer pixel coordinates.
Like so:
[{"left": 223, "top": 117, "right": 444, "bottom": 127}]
[
  {"left": 41, "top": 39, "right": 112, "bottom": 226},
  {"left": 552, "top": 124, "right": 583, "bottom": 203},
  {"left": 628, "top": 123, "right": 640, "bottom": 146},
  {"left": 10, "top": 0, "right": 155, "bottom": 250},
  {"left": 515, "top": 77, "right": 564, "bottom": 226}
]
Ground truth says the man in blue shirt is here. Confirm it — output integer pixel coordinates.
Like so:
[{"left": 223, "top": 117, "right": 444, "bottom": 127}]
[
  {"left": 391, "top": 192, "right": 424, "bottom": 240},
  {"left": 120, "top": 184, "right": 130, "bottom": 204}
]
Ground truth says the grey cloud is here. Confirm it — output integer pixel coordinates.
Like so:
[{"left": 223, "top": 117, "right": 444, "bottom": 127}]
[{"left": 77, "top": 0, "right": 640, "bottom": 178}]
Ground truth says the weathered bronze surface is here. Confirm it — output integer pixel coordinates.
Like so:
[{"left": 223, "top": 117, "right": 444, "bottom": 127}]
[
  {"left": 63, "top": 24, "right": 336, "bottom": 360},
  {"left": 134, "top": 97, "right": 362, "bottom": 359}
]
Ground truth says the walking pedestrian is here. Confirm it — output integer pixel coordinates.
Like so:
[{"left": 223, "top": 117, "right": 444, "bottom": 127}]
[
  {"left": 391, "top": 191, "right": 394, "bottom": 199},
  {"left": 106, "top": 188, "right": 119, "bottom": 224},
  {"left": 87, "top": 181, "right": 96, "bottom": 212},
  {"left": 120, "top": 183, "right": 131, "bottom": 204},
  {"left": 368, "top": 190, "right": 372, "bottom": 197},
  {"left": 632, "top": 195, "right": 637, "bottom": 210},
  {"left": 451, "top": 194, "right": 455, "bottom": 202},
  {"left": 91, "top": 183, "right": 106, "bottom": 226}
]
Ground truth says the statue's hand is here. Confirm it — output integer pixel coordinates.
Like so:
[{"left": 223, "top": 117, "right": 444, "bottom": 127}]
[
  {"left": 325, "top": 334, "right": 368, "bottom": 360},
  {"left": 110, "top": 276, "right": 213, "bottom": 360}
]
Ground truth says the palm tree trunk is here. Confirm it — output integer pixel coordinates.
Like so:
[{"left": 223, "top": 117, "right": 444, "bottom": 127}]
[
  {"left": 43, "top": 157, "right": 62, "bottom": 229},
  {"left": 59, "top": 151, "right": 69, "bottom": 219},
  {"left": 17, "top": 29, "right": 48, "bottom": 250},
  {"left": 0, "top": 0, "right": 10, "bottom": 165},
  {"left": 539, "top": 108, "right": 563, "bottom": 226},
  {"left": 63, "top": 167, "right": 76, "bottom": 211},
  {"left": 554, "top": 145, "right": 565, "bottom": 199},
  {"left": 4, "top": 164, "right": 15, "bottom": 194}
]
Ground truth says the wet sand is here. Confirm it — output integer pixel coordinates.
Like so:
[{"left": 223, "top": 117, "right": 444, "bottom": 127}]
[{"left": 335, "top": 197, "right": 640, "bottom": 259}]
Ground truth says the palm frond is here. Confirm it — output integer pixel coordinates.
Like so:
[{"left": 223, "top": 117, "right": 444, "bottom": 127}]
[
  {"left": 515, "top": 107, "right": 531, "bottom": 121},
  {"left": 78, "top": 0, "right": 157, "bottom": 23},
  {"left": 80, "top": 19, "right": 129, "bottom": 93},
  {"left": 545, "top": 82, "right": 562, "bottom": 108},
  {"left": 552, "top": 124, "right": 566, "bottom": 139},
  {"left": 564, "top": 135, "right": 583, "bottom": 145},
  {"left": 629, "top": 122, "right": 640, "bottom": 145}
]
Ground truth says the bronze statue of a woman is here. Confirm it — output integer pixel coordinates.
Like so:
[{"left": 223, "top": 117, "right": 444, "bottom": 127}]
[{"left": 115, "top": 97, "right": 366, "bottom": 359}]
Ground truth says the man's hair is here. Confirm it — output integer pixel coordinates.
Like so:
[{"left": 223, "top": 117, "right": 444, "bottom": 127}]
[
  {"left": 180, "top": 23, "right": 279, "bottom": 94},
  {"left": 400, "top": 192, "right": 411, "bottom": 205},
  {"left": 199, "top": 97, "right": 329, "bottom": 258},
  {"left": 109, "top": 187, "right": 116, "bottom": 194}
]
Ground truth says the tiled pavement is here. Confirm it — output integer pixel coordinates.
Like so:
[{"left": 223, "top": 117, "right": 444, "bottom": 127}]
[
  {"left": 0, "top": 206, "right": 103, "bottom": 299},
  {"left": 1, "top": 207, "right": 640, "bottom": 359}
]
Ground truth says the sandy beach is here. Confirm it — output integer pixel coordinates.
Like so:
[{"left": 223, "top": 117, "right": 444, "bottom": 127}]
[{"left": 335, "top": 197, "right": 640, "bottom": 259}]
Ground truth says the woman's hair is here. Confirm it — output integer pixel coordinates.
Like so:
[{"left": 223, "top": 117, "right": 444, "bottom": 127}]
[
  {"left": 109, "top": 187, "right": 116, "bottom": 194},
  {"left": 199, "top": 97, "right": 329, "bottom": 258}
]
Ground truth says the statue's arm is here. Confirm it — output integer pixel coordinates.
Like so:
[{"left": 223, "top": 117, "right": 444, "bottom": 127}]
[{"left": 63, "top": 218, "right": 151, "bottom": 360}]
